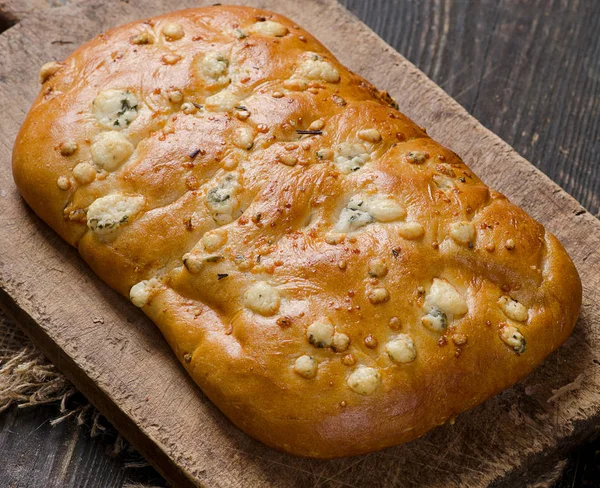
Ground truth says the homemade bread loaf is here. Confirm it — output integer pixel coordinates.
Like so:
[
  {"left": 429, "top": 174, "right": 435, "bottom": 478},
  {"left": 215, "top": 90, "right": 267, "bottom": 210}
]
[{"left": 12, "top": 6, "right": 582, "bottom": 458}]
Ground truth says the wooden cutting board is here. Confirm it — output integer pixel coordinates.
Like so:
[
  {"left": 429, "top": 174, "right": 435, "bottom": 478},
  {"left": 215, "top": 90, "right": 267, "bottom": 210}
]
[{"left": 1, "top": 1, "right": 599, "bottom": 486}]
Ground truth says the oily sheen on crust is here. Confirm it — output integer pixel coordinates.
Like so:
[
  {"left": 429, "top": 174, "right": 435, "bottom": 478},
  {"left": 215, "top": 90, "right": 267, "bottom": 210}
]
[{"left": 12, "top": 6, "right": 581, "bottom": 458}]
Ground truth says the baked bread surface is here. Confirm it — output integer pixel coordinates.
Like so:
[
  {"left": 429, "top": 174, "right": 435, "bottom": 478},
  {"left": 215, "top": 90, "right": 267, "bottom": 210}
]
[{"left": 12, "top": 6, "right": 582, "bottom": 458}]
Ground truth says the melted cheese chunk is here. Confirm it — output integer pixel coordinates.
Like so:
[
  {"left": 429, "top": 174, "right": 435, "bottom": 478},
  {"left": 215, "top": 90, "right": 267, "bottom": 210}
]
[
  {"left": 91, "top": 131, "right": 134, "bottom": 171},
  {"left": 73, "top": 162, "right": 96, "bottom": 184},
  {"left": 434, "top": 173, "right": 455, "bottom": 187},
  {"left": 398, "top": 222, "right": 424, "bottom": 240},
  {"left": 333, "top": 195, "right": 405, "bottom": 233},
  {"left": 162, "top": 22, "right": 184, "bottom": 40},
  {"left": 368, "top": 287, "right": 390, "bottom": 304},
  {"left": 182, "top": 252, "right": 204, "bottom": 274},
  {"left": 59, "top": 141, "right": 78, "bottom": 156},
  {"left": 357, "top": 129, "right": 381, "bottom": 143},
  {"left": 206, "top": 173, "right": 241, "bottom": 225},
  {"left": 421, "top": 307, "right": 447, "bottom": 332},
  {"left": 244, "top": 282, "right": 280, "bottom": 316},
  {"left": 386, "top": 334, "right": 417, "bottom": 363},
  {"left": 499, "top": 325, "right": 526, "bottom": 354},
  {"left": 232, "top": 127, "right": 255, "bottom": 149},
  {"left": 296, "top": 53, "right": 340, "bottom": 83},
  {"left": 425, "top": 278, "right": 468, "bottom": 316},
  {"left": 368, "top": 258, "right": 388, "bottom": 278},
  {"left": 294, "top": 355, "right": 317, "bottom": 378},
  {"left": 449, "top": 221, "right": 476, "bottom": 245},
  {"left": 93, "top": 89, "right": 138, "bottom": 129},
  {"left": 498, "top": 296, "right": 529, "bottom": 322},
  {"left": 334, "top": 142, "right": 371, "bottom": 174},
  {"left": 332, "top": 332, "right": 350, "bottom": 352},
  {"left": 56, "top": 176, "right": 71, "bottom": 190},
  {"left": 366, "top": 197, "right": 406, "bottom": 222},
  {"left": 306, "top": 320, "right": 334, "bottom": 348},
  {"left": 204, "top": 90, "right": 240, "bottom": 112},
  {"left": 334, "top": 203, "right": 373, "bottom": 233},
  {"left": 347, "top": 366, "right": 381, "bottom": 395},
  {"left": 252, "top": 20, "right": 288, "bottom": 37},
  {"left": 86, "top": 193, "right": 145, "bottom": 234},
  {"left": 129, "top": 278, "right": 160, "bottom": 307},
  {"left": 232, "top": 28, "right": 248, "bottom": 39},
  {"left": 199, "top": 52, "right": 230, "bottom": 84},
  {"left": 202, "top": 230, "right": 227, "bottom": 252}
]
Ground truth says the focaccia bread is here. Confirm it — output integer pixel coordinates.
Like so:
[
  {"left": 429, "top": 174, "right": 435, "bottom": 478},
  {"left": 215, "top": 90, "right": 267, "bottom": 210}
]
[{"left": 12, "top": 6, "right": 582, "bottom": 458}]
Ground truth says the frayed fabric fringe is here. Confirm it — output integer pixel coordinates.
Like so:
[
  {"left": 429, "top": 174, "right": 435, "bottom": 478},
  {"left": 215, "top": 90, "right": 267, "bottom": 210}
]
[{"left": 0, "top": 307, "right": 154, "bottom": 482}]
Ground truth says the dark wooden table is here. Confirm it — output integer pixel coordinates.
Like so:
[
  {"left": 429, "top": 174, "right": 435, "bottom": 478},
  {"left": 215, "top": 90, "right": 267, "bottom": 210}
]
[{"left": 0, "top": 0, "right": 598, "bottom": 486}]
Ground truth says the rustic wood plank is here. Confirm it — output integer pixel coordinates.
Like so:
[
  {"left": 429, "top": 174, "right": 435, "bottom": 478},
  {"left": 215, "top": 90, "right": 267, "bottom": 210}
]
[
  {"left": 0, "top": 0, "right": 69, "bottom": 28},
  {"left": 0, "top": 1, "right": 599, "bottom": 487},
  {"left": 341, "top": 0, "right": 600, "bottom": 218}
]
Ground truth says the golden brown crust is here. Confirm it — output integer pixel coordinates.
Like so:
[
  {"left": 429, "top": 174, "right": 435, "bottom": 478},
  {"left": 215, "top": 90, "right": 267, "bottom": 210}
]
[{"left": 12, "top": 6, "right": 581, "bottom": 458}]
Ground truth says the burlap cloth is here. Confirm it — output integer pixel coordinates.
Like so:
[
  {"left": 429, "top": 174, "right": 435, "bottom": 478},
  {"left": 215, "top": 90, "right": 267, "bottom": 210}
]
[{"left": 0, "top": 307, "right": 161, "bottom": 487}]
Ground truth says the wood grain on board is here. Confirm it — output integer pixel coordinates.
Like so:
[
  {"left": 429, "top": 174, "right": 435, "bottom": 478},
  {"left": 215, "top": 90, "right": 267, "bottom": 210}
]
[
  {"left": 0, "top": 0, "right": 68, "bottom": 27},
  {"left": 0, "top": 1, "right": 599, "bottom": 487}
]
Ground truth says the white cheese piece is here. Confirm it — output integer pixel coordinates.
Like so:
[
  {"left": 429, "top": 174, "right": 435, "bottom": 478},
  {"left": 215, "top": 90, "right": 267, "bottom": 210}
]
[
  {"left": 202, "top": 230, "right": 227, "bottom": 252},
  {"left": 498, "top": 296, "right": 529, "bottom": 322},
  {"left": 368, "top": 258, "right": 388, "bottom": 278},
  {"left": 162, "top": 22, "right": 184, "bottom": 41},
  {"left": 347, "top": 366, "right": 381, "bottom": 395},
  {"left": 306, "top": 320, "right": 334, "bottom": 348},
  {"left": 397, "top": 222, "right": 425, "bottom": 240},
  {"left": 365, "top": 197, "right": 406, "bottom": 222},
  {"left": 86, "top": 193, "right": 145, "bottom": 234},
  {"left": 244, "top": 282, "right": 280, "bottom": 316},
  {"left": 56, "top": 176, "right": 71, "bottom": 190},
  {"left": 294, "top": 355, "right": 317, "bottom": 378},
  {"left": 199, "top": 52, "right": 230, "bottom": 84},
  {"left": 357, "top": 129, "right": 381, "bottom": 143},
  {"left": 181, "top": 102, "right": 197, "bottom": 115},
  {"left": 73, "top": 162, "right": 96, "bottom": 184},
  {"left": 333, "top": 195, "right": 404, "bottom": 233},
  {"left": 59, "top": 141, "right": 78, "bottom": 156},
  {"left": 404, "top": 150, "right": 429, "bottom": 164},
  {"left": 278, "top": 153, "right": 298, "bottom": 166},
  {"left": 206, "top": 173, "right": 241, "bottom": 225},
  {"left": 129, "top": 278, "right": 159, "bottom": 307},
  {"left": 334, "top": 203, "right": 374, "bottom": 233},
  {"left": 131, "top": 32, "right": 154, "bottom": 45},
  {"left": 421, "top": 307, "right": 447, "bottom": 332},
  {"left": 332, "top": 332, "right": 350, "bottom": 352},
  {"left": 386, "top": 334, "right": 417, "bottom": 363},
  {"left": 91, "top": 131, "right": 134, "bottom": 171},
  {"left": 92, "top": 89, "right": 139, "bottom": 130},
  {"left": 232, "top": 127, "right": 255, "bottom": 149},
  {"left": 283, "top": 78, "right": 309, "bottom": 91},
  {"left": 167, "top": 90, "right": 183, "bottom": 103},
  {"left": 499, "top": 325, "right": 526, "bottom": 354},
  {"left": 182, "top": 252, "right": 203, "bottom": 274},
  {"left": 296, "top": 53, "right": 340, "bottom": 83},
  {"left": 433, "top": 174, "right": 456, "bottom": 192},
  {"left": 232, "top": 28, "right": 248, "bottom": 39},
  {"left": 425, "top": 278, "right": 468, "bottom": 316},
  {"left": 449, "top": 221, "right": 476, "bottom": 245},
  {"left": 308, "top": 119, "right": 325, "bottom": 131},
  {"left": 334, "top": 142, "right": 371, "bottom": 174},
  {"left": 252, "top": 20, "right": 289, "bottom": 37},
  {"left": 204, "top": 90, "right": 240, "bottom": 112},
  {"left": 368, "top": 287, "right": 390, "bottom": 304}
]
